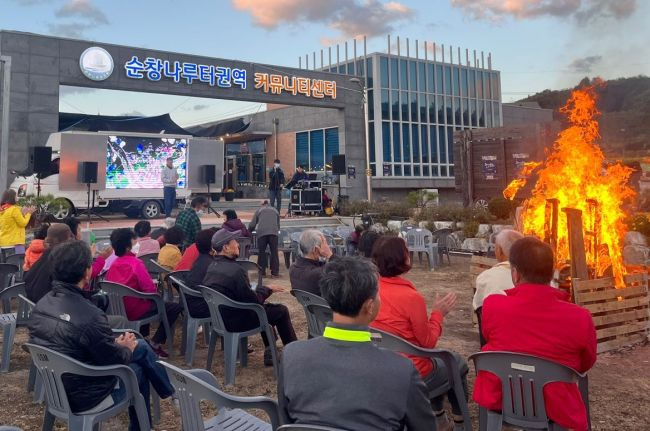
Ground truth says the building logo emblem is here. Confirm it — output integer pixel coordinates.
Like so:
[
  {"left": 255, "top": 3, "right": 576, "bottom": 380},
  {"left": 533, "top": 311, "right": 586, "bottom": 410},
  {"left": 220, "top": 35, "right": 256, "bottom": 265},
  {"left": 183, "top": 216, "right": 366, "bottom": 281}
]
[{"left": 79, "top": 47, "right": 114, "bottom": 81}]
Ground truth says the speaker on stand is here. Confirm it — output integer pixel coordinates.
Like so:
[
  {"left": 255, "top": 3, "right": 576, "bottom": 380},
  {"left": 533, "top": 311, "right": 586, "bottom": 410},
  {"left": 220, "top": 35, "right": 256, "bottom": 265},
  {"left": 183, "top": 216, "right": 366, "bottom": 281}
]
[
  {"left": 29, "top": 146, "right": 52, "bottom": 198},
  {"left": 77, "top": 161, "right": 107, "bottom": 223},
  {"left": 201, "top": 165, "right": 220, "bottom": 217},
  {"left": 331, "top": 154, "right": 346, "bottom": 214}
]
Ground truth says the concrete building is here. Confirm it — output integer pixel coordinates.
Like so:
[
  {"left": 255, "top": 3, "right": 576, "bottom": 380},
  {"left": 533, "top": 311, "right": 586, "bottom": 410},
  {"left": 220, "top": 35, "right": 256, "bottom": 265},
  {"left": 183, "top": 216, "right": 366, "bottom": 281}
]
[{"left": 502, "top": 101, "right": 553, "bottom": 126}]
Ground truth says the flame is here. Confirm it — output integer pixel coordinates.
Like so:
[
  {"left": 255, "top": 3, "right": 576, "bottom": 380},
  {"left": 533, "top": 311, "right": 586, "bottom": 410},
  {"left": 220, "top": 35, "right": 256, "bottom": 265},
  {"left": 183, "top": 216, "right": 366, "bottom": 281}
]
[
  {"left": 504, "top": 84, "right": 636, "bottom": 287},
  {"left": 503, "top": 161, "right": 541, "bottom": 200}
]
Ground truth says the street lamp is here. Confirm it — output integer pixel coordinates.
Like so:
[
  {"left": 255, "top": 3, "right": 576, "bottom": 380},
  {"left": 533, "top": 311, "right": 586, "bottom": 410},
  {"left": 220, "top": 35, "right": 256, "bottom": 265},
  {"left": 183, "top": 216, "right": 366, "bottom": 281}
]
[{"left": 349, "top": 77, "right": 372, "bottom": 202}]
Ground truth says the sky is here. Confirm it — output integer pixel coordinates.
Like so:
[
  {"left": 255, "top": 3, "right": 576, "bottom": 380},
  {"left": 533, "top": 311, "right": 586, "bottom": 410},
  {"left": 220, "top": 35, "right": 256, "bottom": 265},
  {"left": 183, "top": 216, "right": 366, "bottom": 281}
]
[{"left": 1, "top": 0, "right": 648, "bottom": 127}]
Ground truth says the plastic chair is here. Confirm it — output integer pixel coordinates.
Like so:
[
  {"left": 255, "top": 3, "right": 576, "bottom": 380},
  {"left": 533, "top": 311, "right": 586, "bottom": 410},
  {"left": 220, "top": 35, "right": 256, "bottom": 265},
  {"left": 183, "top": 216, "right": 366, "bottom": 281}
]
[
  {"left": 236, "top": 236, "right": 252, "bottom": 260},
  {"left": 469, "top": 351, "right": 591, "bottom": 431},
  {"left": 4, "top": 254, "right": 25, "bottom": 283},
  {"left": 278, "top": 229, "right": 293, "bottom": 269},
  {"left": 290, "top": 290, "right": 330, "bottom": 338},
  {"left": 277, "top": 425, "right": 347, "bottom": 431},
  {"left": 0, "top": 283, "right": 27, "bottom": 373},
  {"left": 370, "top": 328, "right": 472, "bottom": 431},
  {"left": 99, "top": 281, "right": 174, "bottom": 356},
  {"left": 202, "top": 286, "right": 279, "bottom": 386},
  {"left": 289, "top": 231, "right": 302, "bottom": 263},
  {"left": 138, "top": 252, "right": 161, "bottom": 280},
  {"left": 149, "top": 258, "right": 175, "bottom": 301},
  {"left": 237, "top": 259, "right": 263, "bottom": 291},
  {"left": 170, "top": 274, "right": 212, "bottom": 367},
  {"left": 0, "top": 264, "right": 19, "bottom": 312},
  {"left": 432, "top": 228, "right": 454, "bottom": 265},
  {"left": 161, "top": 361, "right": 280, "bottom": 431},
  {"left": 405, "top": 228, "right": 438, "bottom": 271},
  {"left": 0, "top": 283, "right": 28, "bottom": 325},
  {"left": 25, "top": 343, "right": 150, "bottom": 431}
]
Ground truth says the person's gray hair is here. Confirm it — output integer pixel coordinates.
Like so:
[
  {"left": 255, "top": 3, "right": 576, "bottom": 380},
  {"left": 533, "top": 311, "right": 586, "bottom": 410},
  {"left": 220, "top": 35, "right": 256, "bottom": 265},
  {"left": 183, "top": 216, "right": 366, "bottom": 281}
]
[
  {"left": 299, "top": 229, "right": 324, "bottom": 255},
  {"left": 495, "top": 229, "right": 524, "bottom": 258}
]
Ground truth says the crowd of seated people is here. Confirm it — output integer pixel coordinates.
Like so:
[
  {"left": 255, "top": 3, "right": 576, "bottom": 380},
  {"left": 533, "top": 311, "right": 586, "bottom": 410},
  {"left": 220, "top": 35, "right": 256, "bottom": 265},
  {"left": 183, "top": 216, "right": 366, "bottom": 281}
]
[{"left": 5, "top": 203, "right": 597, "bottom": 431}]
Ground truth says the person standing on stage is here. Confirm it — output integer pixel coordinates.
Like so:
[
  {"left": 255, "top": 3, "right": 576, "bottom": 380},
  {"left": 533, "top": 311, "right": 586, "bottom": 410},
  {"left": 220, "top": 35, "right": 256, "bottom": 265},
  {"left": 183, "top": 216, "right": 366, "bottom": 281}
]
[
  {"left": 268, "top": 159, "right": 285, "bottom": 213},
  {"left": 161, "top": 157, "right": 179, "bottom": 218}
]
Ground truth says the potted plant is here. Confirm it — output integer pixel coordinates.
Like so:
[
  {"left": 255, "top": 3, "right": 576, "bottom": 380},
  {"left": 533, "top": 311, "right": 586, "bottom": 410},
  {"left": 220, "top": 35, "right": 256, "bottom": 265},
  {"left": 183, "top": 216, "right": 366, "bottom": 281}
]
[{"left": 224, "top": 188, "right": 235, "bottom": 202}]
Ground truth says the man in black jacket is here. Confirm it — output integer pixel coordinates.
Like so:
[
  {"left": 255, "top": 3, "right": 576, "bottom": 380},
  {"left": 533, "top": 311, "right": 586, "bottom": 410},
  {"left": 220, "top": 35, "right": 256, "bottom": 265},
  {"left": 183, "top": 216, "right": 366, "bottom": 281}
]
[
  {"left": 202, "top": 229, "right": 297, "bottom": 365},
  {"left": 289, "top": 229, "right": 333, "bottom": 296},
  {"left": 268, "top": 158, "right": 285, "bottom": 213},
  {"left": 184, "top": 228, "right": 217, "bottom": 318},
  {"left": 28, "top": 240, "right": 175, "bottom": 431}
]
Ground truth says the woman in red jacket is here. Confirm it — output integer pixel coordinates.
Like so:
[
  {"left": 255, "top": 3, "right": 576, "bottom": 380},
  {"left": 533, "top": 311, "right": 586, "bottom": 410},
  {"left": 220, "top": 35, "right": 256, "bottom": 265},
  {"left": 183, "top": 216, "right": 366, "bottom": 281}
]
[{"left": 370, "top": 235, "right": 468, "bottom": 431}]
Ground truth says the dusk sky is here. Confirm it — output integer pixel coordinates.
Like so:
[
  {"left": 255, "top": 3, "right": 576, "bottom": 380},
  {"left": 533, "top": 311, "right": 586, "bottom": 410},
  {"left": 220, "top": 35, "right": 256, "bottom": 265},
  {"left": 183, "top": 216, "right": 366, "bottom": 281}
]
[{"left": 1, "top": 0, "right": 648, "bottom": 126}]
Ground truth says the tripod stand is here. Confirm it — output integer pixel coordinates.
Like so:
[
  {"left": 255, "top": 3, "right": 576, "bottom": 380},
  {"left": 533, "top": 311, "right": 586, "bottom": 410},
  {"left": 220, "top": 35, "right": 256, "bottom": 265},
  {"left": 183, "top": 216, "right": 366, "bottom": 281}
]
[
  {"left": 205, "top": 182, "right": 221, "bottom": 217},
  {"left": 78, "top": 183, "right": 108, "bottom": 223}
]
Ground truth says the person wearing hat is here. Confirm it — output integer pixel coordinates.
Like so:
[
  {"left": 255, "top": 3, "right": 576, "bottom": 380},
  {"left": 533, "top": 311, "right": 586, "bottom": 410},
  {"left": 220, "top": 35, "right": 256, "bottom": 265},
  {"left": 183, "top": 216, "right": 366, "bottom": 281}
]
[
  {"left": 203, "top": 228, "right": 297, "bottom": 366},
  {"left": 268, "top": 159, "right": 285, "bottom": 213}
]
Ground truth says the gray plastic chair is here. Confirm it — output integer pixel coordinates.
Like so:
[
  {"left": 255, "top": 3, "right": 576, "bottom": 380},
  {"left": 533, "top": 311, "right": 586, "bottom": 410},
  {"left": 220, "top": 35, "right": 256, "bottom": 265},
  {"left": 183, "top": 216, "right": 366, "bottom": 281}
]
[
  {"left": 405, "top": 228, "right": 437, "bottom": 271},
  {"left": 99, "top": 281, "right": 174, "bottom": 356},
  {"left": 161, "top": 361, "right": 280, "bottom": 431},
  {"left": 138, "top": 252, "right": 162, "bottom": 280},
  {"left": 170, "top": 274, "right": 212, "bottom": 367},
  {"left": 278, "top": 229, "right": 293, "bottom": 268},
  {"left": 0, "top": 283, "right": 28, "bottom": 325},
  {"left": 149, "top": 258, "right": 175, "bottom": 301},
  {"left": 290, "top": 289, "right": 330, "bottom": 338},
  {"left": 370, "top": 328, "right": 472, "bottom": 431},
  {"left": 25, "top": 343, "right": 150, "bottom": 431},
  {"left": 202, "top": 286, "right": 279, "bottom": 386},
  {"left": 0, "top": 263, "right": 19, "bottom": 312},
  {"left": 18, "top": 293, "right": 42, "bottom": 401},
  {"left": 237, "top": 259, "right": 263, "bottom": 291},
  {"left": 289, "top": 231, "right": 302, "bottom": 263},
  {"left": 469, "top": 351, "right": 591, "bottom": 431},
  {"left": 4, "top": 254, "right": 25, "bottom": 283},
  {"left": 432, "top": 228, "right": 453, "bottom": 264},
  {"left": 236, "top": 236, "right": 252, "bottom": 260},
  {"left": 0, "top": 313, "right": 15, "bottom": 373},
  {"left": 277, "top": 425, "right": 347, "bottom": 431},
  {"left": 309, "top": 304, "right": 333, "bottom": 337}
]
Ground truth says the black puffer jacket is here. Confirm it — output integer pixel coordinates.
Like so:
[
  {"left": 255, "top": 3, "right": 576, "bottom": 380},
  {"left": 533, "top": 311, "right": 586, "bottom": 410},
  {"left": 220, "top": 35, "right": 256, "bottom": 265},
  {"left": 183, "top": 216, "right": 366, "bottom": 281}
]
[{"left": 28, "top": 281, "right": 132, "bottom": 413}]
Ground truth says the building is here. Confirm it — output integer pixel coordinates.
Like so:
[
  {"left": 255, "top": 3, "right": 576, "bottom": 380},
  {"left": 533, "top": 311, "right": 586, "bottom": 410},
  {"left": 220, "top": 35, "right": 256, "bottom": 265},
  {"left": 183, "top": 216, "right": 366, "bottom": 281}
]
[{"left": 502, "top": 101, "right": 553, "bottom": 126}]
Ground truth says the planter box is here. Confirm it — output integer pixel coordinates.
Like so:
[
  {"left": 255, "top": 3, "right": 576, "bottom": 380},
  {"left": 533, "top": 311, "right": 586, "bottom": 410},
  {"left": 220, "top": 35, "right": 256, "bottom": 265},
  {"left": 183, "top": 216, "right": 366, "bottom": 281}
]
[{"left": 224, "top": 192, "right": 235, "bottom": 202}]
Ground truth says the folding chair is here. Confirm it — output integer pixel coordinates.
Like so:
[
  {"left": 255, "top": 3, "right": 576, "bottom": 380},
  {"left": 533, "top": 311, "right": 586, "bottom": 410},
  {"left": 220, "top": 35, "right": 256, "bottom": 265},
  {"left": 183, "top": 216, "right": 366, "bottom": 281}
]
[
  {"left": 290, "top": 289, "right": 330, "bottom": 338},
  {"left": 202, "top": 286, "right": 279, "bottom": 386},
  {"left": 25, "top": 343, "right": 150, "bottom": 431},
  {"left": 370, "top": 328, "right": 472, "bottom": 431},
  {"left": 161, "top": 361, "right": 280, "bottom": 431},
  {"left": 469, "top": 351, "right": 591, "bottom": 431},
  {"left": 99, "top": 281, "right": 174, "bottom": 356}
]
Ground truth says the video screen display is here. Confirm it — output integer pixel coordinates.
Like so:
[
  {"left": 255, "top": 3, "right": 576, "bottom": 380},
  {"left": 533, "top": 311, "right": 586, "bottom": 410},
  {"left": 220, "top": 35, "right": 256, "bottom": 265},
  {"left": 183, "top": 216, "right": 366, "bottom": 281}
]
[{"left": 106, "top": 135, "right": 187, "bottom": 189}]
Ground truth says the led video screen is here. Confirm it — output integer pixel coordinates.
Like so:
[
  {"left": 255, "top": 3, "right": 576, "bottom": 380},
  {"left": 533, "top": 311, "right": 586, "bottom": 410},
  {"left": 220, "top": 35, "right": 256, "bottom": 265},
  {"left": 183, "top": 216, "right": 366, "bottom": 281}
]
[{"left": 106, "top": 135, "right": 187, "bottom": 189}]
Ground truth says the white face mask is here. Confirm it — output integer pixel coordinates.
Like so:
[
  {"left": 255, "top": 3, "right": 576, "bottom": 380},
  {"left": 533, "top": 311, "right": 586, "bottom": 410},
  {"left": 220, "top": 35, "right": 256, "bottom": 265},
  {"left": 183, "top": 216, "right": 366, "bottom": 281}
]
[
  {"left": 274, "top": 163, "right": 280, "bottom": 169},
  {"left": 196, "top": 209, "right": 205, "bottom": 217}
]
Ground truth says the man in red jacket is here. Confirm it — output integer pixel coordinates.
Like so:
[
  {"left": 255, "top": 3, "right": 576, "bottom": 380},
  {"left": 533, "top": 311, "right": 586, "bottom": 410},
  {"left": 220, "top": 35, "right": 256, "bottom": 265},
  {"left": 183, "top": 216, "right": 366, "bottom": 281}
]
[{"left": 473, "top": 236, "right": 596, "bottom": 431}]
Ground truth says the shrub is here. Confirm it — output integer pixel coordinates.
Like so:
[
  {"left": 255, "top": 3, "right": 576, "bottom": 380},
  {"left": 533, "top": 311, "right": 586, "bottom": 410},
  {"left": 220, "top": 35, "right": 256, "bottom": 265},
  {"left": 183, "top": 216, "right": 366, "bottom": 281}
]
[
  {"left": 339, "top": 199, "right": 413, "bottom": 225},
  {"left": 488, "top": 197, "right": 513, "bottom": 220},
  {"left": 463, "top": 220, "right": 480, "bottom": 238},
  {"left": 406, "top": 190, "right": 438, "bottom": 209}
]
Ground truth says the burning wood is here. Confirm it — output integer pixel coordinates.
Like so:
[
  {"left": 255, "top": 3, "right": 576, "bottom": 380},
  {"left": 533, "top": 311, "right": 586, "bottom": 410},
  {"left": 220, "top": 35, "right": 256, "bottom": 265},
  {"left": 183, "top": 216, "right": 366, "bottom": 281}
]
[{"left": 504, "top": 84, "right": 636, "bottom": 287}]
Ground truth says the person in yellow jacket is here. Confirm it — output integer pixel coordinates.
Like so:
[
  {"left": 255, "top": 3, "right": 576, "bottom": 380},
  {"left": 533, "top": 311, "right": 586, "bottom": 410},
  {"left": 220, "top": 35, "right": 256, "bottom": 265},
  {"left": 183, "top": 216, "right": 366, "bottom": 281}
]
[{"left": 0, "top": 189, "right": 35, "bottom": 253}]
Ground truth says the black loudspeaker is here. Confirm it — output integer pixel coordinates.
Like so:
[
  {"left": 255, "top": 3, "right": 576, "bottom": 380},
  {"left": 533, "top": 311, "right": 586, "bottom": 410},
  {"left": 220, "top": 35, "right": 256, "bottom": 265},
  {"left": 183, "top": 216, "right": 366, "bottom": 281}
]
[
  {"left": 332, "top": 154, "right": 346, "bottom": 175},
  {"left": 202, "top": 165, "right": 216, "bottom": 184},
  {"left": 29, "top": 147, "right": 52, "bottom": 174},
  {"left": 78, "top": 161, "right": 98, "bottom": 184}
]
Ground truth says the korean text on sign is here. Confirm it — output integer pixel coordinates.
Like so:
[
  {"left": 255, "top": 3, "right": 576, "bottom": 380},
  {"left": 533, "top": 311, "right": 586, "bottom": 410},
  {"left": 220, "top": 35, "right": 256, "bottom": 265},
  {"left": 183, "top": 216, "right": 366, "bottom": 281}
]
[
  {"left": 124, "top": 56, "right": 247, "bottom": 89},
  {"left": 254, "top": 73, "right": 336, "bottom": 99}
]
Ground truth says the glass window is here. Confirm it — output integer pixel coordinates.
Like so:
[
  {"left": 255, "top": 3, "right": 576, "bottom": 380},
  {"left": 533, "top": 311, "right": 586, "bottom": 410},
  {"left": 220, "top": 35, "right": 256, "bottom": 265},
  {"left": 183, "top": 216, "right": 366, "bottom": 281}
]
[
  {"left": 486, "top": 102, "right": 493, "bottom": 127},
  {"left": 476, "top": 71, "right": 483, "bottom": 99},
  {"left": 366, "top": 57, "right": 373, "bottom": 87},
  {"left": 392, "top": 122, "right": 401, "bottom": 162},
  {"left": 447, "top": 127, "right": 454, "bottom": 163},
  {"left": 412, "top": 124, "right": 420, "bottom": 163},
  {"left": 432, "top": 165, "right": 439, "bottom": 177},
  {"left": 390, "top": 58, "right": 399, "bottom": 89},
  {"left": 391, "top": 90, "right": 399, "bottom": 121},
  {"left": 411, "top": 92, "right": 418, "bottom": 122},
  {"left": 382, "top": 122, "right": 391, "bottom": 162},
  {"left": 492, "top": 73, "right": 499, "bottom": 101},
  {"left": 400, "top": 59, "right": 408, "bottom": 89},
  {"left": 437, "top": 95, "right": 445, "bottom": 123},
  {"left": 409, "top": 60, "right": 417, "bottom": 91},
  {"left": 394, "top": 165, "right": 402, "bottom": 176},
  {"left": 439, "top": 125, "right": 447, "bottom": 163},
  {"left": 454, "top": 97, "right": 461, "bottom": 125},
  {"left": 356, "top": 60, "right": 364, "bottom": 77},
  {"left": 484, "top": 72, "right": 490, "bottom": 99},
  {"left": 296, "top": 132, "right": 309, "bottom": 169},
  {"left": 435, "top": 64, "right": 443, "bottom": 94},
  {"left": 430, "top": 125, "right": 438, "bottom": 163},
  {"left": 444, "top": 66, "right": 452, "bottom": 95},
  {"left": 462, "top": 98, "right": 469, "bottom": 125},
  {"left": 380, "top": 56, "right": 389, "bottom": 88},
  {"left": 325, "top": 128, "right": 339, "bottom": 166},
  {"left": 449, "top": 166, "right": 454, "bottom": 177},
  {"left": 401, "top": 91, "right": 409, "bottom": 121},
  {"left": 461, "top": 68, "right": 468, "bottom": 97},
  {"left": 402, "top": 123, "right": 411, "bottom": 162},
  {"left": 478, "top": 100, "right": 485, "bottom": 127},
  {"left": 310, "top": 130, "right": 324, "bottom": 170},
  {"left": 414, "top": 165, "right": 420, "bottom": 176},
  {"left": 423, "top": 165, "right": 430, "bottom": 176},
  {"left": 468, "top": 70, "right": 476, "bottom": 98},
  {"left": 368, "top": 89, "right": 374, "bottom": 121},
  {"left": 421, "top": 125, "right": 429, "bottom": 163},
  {"left": 381, "top": 89, "right": 389, "bottom": 120},
  {"left": 471, "top": 99, "right": 477, "bottom": 127},
  {"left": 493, "top": 102, "right": 501, "bottom": 126},
  {"left": 445, "top": 96, "right": 453, "bottom": 124},
  {"left": 369, "top": 123, "right": 375, "bottom": 163},
  {"left": 428, "top": 95, "right": 436, "bottom": 124},
  {"left": 452, "top": 67, "right": 460, "bottom": 96},
  {"left": 427, "top": 63, "right": 434, "bottom": 93},
  {"left": 404, "top": 165, "right": 411, "bottom": 176},
  {"left": 440, "top": 165, "right": 447, "bottom": 177},
  {"left": 348, "top": 62, "right": 355, "bottom": 76},
  {"left": 338, "top": 65, "right": 346, "bottom": 74},
  {"left": 419, "top": 93, "right": 427, "bottom": 123},
  {"left": 418, "top": 62, "right": 426, "bottom": 93}
]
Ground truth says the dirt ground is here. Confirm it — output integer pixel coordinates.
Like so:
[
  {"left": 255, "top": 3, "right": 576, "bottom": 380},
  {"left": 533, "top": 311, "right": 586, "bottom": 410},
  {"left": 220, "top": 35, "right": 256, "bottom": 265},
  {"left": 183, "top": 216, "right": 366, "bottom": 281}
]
[{"left": 1, "top": 255, "right": 648, "bottom": 430}]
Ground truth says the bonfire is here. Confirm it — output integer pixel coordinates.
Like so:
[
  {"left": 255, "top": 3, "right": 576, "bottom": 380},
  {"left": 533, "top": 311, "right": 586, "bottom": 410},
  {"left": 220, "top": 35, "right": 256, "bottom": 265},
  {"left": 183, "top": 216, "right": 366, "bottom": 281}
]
[{"left": 504, "top": 83, "right": 636, "bottom": 287}]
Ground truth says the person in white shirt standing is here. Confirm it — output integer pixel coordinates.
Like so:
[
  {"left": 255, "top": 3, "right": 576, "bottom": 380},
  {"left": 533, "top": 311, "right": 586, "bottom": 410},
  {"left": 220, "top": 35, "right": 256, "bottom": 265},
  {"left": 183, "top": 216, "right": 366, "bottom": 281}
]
[
  {"left": 161, "top": 157, "right": 179, "bottom": 218},
  {"left": 473, "top": 228, "right": 523, "bottom": 346}
]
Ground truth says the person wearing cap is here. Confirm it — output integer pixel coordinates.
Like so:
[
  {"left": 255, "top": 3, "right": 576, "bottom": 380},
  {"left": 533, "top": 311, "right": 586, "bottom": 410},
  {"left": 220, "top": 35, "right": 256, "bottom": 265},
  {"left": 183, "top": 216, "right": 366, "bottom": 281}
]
[
  {"left": 203, "top": 228, "right": 297, "bottom": 366},
  {"left": 268, "top": 159, "right": 285, "bottom": 213}
]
